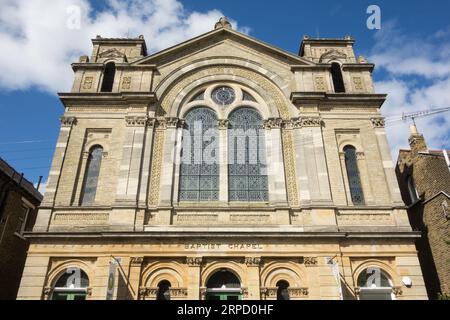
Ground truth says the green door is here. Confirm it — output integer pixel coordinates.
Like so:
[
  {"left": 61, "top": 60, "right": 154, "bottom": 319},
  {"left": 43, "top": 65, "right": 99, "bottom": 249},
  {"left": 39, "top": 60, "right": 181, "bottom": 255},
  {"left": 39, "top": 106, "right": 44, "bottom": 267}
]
[
  {"left": 206, "top": 292, "right": 242, "bottom": 300},
  {"left": 52, "top": 291, "right": 87, "bottom": 300}
]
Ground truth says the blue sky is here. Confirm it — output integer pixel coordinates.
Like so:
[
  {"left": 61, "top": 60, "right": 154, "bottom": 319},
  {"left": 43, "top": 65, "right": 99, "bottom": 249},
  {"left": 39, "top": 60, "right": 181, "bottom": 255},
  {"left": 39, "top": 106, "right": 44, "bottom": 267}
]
[{"left": 0, "top": 0, "right": 449, "bottom": 191}]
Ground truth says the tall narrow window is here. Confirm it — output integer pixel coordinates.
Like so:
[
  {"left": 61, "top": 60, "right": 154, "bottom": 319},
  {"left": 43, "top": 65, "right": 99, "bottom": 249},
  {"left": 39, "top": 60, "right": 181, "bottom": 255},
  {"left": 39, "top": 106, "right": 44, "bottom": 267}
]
[
  {"left": 80, "top": 146, "right": 103, "bottom": 206},
  {"left": 331, "top": 62, "right": 345, "bottom": 93},
  {"left": 276, "top": 280, "right": 290, "bottom": 300},
  {"left": 228, "top": 107, "right": 268, "bottom": 202},
  {"left": 179, "top": 107, "right": 219, "bottom": 201},
  {"left": 344, "top": 145, "right": 365, "bottom": 205},
  {"left": 101, "top": 62, "right": 116, "bottom": 92},
  {"left": 157, "top": 281, "right": 171, "bottom": 301}
]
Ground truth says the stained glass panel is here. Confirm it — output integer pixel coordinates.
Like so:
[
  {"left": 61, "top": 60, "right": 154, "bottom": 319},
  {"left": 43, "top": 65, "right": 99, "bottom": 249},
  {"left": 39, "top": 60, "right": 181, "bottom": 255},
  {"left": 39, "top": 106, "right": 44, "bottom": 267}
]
[
  {"left": 228, "top": 107, "right": 268, "bottom": 202},
  {"left": 80, "top": 146, "right": 103, "bottom": 206},
  {"left": 179, "top": 107, "right": 219, "bottom": 201},
  {"left": 344, "top": 146, "right": 365, "bottom": 205}
]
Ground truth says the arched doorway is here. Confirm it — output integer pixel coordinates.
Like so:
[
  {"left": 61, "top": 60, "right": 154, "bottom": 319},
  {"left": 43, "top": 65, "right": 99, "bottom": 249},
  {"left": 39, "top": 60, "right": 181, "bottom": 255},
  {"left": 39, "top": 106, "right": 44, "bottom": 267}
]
[
  {"left": 206, "top": 269, "right": 242, "bottom": 300},
  {"left": 51, "top": 267, "right": 89, "bottom": 300},
  {"left": 357, "top": 268, "right": 395, "bottom": 300},
  {"left": 157, "top": 280, "right": 171, "bottom": 300}
]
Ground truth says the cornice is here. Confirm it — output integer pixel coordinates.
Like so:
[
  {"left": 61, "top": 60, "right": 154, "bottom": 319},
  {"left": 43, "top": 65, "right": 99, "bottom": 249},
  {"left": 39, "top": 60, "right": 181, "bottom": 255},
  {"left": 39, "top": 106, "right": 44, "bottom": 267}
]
[
  {"left": 290, "top": 92, "right": 387, "bottom": 107},
  {"left": 58, "top": 92, "right": 157, "bottom": 107}
]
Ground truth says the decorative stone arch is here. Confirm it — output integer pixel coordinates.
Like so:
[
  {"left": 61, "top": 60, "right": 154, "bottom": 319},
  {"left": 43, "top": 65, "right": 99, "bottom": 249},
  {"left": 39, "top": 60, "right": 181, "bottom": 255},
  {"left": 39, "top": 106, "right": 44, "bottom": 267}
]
[
  {"left": 44, "top": 259, "right": 94, "bottom": 300},
  {"left": 201, "top": 261, "right": 245, "bottom": 288},
  {"left": 260, "top": 261, "right": 307, "bottom": 288},
  {"left": 260, "top": 262, "right": 309, "bottom": 300},
  {"left": 337, "top": 140, "right": 364, "bottom": 153},
  {"left": 178, "top": 80, "right": 273, "bottom": 120},
  {"left": 352, "top": 259, "right": 401, "bottom": 288},
  {"left": 141, "top": 262, "right": 186, "bottom": 288},
  {"left": 156, "top": 58, "right": 295, "bottom": 119}
]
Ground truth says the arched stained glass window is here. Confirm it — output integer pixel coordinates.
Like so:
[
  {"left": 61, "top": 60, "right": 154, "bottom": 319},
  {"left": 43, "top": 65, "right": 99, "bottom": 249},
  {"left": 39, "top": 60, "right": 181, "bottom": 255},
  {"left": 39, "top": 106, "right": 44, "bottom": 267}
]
[
  {"left": 228, "top": 107, "right": 268, "bottom": 202},
  {"left": 344, "top": 145, "right": 365, "bottom": 205},
  {"left": 179, "top": 107, "right": 219, "bottom": 201},
  {"left": 80, "top": 146, "right": 103, "bottom": 206},
  {"left": 101, "top": 62, "right": 116, "bottom": 92},
  {"left": 331, "top": 62, "right": 345, "bottom": 93}
]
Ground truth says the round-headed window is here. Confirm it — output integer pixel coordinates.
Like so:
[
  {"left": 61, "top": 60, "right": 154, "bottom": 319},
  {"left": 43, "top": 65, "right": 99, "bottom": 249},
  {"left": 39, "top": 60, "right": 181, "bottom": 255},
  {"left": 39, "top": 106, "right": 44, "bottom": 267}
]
[{"left": 211, "top": 86, "right": 236, "bottom": 106}]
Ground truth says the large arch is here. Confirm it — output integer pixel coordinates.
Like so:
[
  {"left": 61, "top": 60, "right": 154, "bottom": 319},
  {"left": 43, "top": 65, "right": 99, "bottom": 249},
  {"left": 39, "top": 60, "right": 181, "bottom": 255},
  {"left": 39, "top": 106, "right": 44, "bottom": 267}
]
[
  {"left": 156, "top": 59, "right": 295, "bottom": 119},
  {"left": 260, "top": 261, "right": 307, "bottom": 288},
  {"left": 141, "top": 262, "right": 186, "bottom": 288}
]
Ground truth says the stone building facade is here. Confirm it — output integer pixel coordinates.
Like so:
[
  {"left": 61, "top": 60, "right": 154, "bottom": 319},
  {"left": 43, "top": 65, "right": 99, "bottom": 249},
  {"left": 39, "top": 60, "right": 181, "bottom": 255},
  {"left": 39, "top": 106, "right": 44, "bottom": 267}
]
[
  {"left": 18, "top": 18, "right": 427, "bottom": 300},
  {"left": 396, "top": 126, "right": 450, "bottom": 299},
  {"left": 0, "top": 158, "right": 42, "bottom": 299}
]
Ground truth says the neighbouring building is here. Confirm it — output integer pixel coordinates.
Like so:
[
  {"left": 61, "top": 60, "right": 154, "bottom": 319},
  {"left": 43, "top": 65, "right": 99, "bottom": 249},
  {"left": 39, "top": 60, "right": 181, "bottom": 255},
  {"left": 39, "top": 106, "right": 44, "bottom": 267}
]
[
  {"left": 396, "top": 124, "right": 450, "bottom": 299},
  {"left": 0, "top": 158, "right": 42, "bottom": 299},
  {"left": 18, "top": 17, "right": 427, "bottom": 300}
]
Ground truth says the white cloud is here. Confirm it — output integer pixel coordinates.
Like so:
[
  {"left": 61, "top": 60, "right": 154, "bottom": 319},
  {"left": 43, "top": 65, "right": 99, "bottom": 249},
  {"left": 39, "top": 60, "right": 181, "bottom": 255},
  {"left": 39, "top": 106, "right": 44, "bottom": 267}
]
[
  {"left": 0, "top": 0, "right": 247, "bottom": 93},
  {"left": 369, "top": 21, "right": 450, "bottom": 155}
]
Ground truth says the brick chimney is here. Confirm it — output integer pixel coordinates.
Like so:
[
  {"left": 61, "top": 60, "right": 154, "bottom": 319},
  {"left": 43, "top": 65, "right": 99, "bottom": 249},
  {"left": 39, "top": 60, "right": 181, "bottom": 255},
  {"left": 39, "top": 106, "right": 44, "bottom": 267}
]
[{"left": 408, "top": 124, "right": 428, "bottom": 154}]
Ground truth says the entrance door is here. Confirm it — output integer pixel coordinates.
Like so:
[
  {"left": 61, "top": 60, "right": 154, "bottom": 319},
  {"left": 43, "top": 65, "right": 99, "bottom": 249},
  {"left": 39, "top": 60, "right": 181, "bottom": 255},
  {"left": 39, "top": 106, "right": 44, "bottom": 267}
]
[
  {"left": 206, "top": 292, "right": 242, "bottom": 300},
  {"left": 206, "top": 269, "right": 242, "bottom": 301}
]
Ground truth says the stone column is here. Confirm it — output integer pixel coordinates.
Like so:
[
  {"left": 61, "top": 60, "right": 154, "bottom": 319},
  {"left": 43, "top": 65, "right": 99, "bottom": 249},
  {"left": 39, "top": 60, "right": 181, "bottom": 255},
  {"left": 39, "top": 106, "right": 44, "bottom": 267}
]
[
  {"left": 218, "top": 120, "right": 229, "bottom": 203},
  {"left": 34, "top": 116, "right": 76, "bottom": 232},
  {"left": 371, "top": 118, "right": 404, "bottom": 205},
  {"left": 138, "top": 118, "right": 156, "bottom": 207},
  {"left": 186, "top": 257, "right": 202, "bottom": 300},
  {"left": 245, "top": 257, "right": 262, "bottom": 300},
  {"left": 171, "top": 119, "right": 185, "bottom": 204}
]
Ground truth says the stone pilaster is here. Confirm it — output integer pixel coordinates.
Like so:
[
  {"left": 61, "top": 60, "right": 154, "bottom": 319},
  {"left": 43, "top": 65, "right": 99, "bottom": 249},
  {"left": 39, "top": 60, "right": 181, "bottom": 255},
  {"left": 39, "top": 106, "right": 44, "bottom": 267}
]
[
  {"left": 371, "top": 118, "right": 404, "bottom": 205},
  {"left": 218, "top": 120, "right": 229, "bottom": 203},
  {"left": 34, "top": 117, "right": 76, "bottom": 232},
  {"left": 186, "top": 257, "right": 202, "bottom": 300},
  {"left": 245, "top": 257, "right": 262, "bottom": 300}
]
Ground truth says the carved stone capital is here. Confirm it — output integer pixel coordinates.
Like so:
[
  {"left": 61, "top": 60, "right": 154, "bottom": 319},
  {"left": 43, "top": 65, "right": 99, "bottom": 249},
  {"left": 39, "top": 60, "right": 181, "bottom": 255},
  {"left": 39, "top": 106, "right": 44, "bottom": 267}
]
[
  {"left": 356, "top": 152, "right": 365, "bottom": 160},
  {"left": 130, "top": 257, "right": 144, "bottom": 266},
  {"left": 263, "top": 118, "right": 283, "bottom": 129},
  {"left": 288, "top": 287, "right": 309, "bottom": 297},
  {"left": 60, "top": 116, "right": 77, "bottom": 127},
  {"left": 139, "top": 287, "right": 149, "bottom": 299},
  {"left": 245, "top": 257, "right": 262, "bottom": 267},
  {"left": 200, "top": 287, "right": 207, "bottom": 300},
  {"left": 125, "top": 116, "right": 147, "bottom": 127},
  {"left": 392, "top": 286, "right": 403, "bottom": 296},
  {"left": 186, "top": 257, "right": 203, "bottom": 267},
  {"left": 166, "top": 117, "right": 182, "bottom": 128},
  {"left": 303, "top": 257, "right": 318, "bottom": 267},
  {"left": 218, "top": 119, "right": 229, "bottom": 129},
  {"left": 371, "top": 117, "right": 385, "bottom": 128},
  {"left": 147, "top": 118, "right": 156, "bottom": 128},
  {"left": 43, "top": 287, "right": 52, "bottom": 299}
]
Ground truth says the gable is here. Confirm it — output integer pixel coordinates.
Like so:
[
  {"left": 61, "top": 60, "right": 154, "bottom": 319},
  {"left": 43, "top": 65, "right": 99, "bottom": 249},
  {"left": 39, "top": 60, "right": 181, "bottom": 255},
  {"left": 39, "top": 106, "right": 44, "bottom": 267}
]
[{"left": 132, "top": 28, "right": 314, "bottom": 68}]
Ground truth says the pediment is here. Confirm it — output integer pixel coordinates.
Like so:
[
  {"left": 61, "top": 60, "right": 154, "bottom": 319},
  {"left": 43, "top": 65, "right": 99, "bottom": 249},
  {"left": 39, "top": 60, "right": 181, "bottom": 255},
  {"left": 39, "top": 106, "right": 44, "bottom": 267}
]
[
  {"left": 319, "top": 49, "right": 347, "bottom": 63},
  {"left": 98, "top": 48, "right": 128, "bottom": 63},
  {"left": 132, "top": 28, "right": 314, "bottom": 67}
]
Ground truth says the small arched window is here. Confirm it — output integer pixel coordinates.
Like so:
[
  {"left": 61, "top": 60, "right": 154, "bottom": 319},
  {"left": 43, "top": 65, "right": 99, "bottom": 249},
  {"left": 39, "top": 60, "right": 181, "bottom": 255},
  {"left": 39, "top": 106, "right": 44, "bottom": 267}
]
[
  {"left": 276, "top": 280, "right": 290, "bottom": 300},
  {"left": 101, "top": 62, "right": 116, "bottom": 92},
  {"left": 81, "top": 146, "right": 103, "bottom": 206},
  {"left": 157, "top": 280, "right": 171, "bottom": 301},
  {"left": 344, "top": 146, "right": 365, "bottom": 205},
  {"left": 407, "top": 175, "right": 419, "bottom": 204},
  {"left": 228, "top": 107, "right": 268, "bottom": 202},
  {"left": 52, "top": 268, "right": 89, "bottom": 300},
  {"left": 331, "top": 62, "right": 345, "bottom": 93}
]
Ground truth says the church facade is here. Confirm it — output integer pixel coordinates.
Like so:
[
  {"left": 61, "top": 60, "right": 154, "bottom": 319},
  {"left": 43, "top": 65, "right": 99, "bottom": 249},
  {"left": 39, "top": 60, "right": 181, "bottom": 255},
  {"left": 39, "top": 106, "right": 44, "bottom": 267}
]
[{"left": 18, "top": 18, "right": 427, "bottom": 300}]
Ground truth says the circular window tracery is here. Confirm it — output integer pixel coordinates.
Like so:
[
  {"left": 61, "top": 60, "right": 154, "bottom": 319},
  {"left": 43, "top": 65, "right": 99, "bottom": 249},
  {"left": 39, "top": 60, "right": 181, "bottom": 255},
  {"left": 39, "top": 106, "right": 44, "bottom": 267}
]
[{"left": 211, "top": 86, "right": 236, "bottom": 106}]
